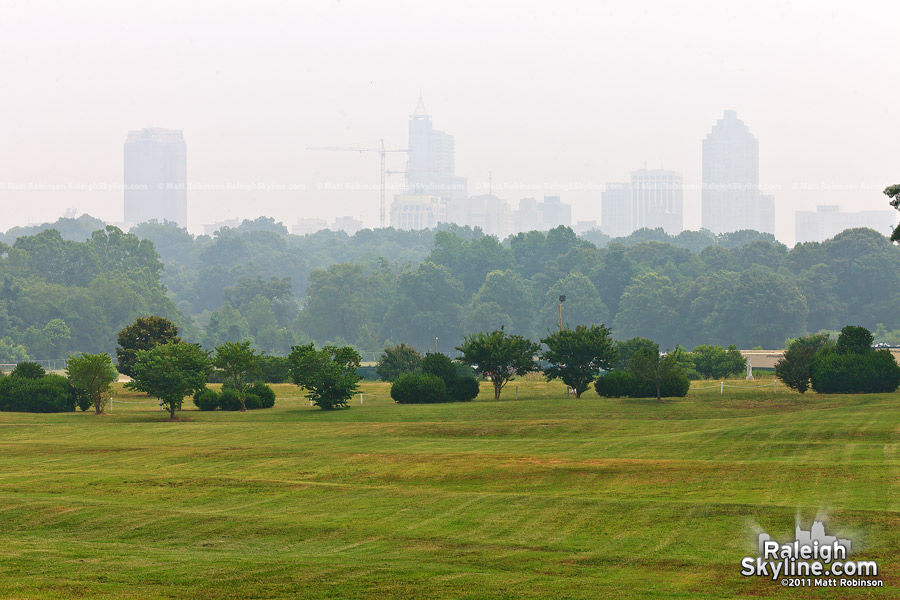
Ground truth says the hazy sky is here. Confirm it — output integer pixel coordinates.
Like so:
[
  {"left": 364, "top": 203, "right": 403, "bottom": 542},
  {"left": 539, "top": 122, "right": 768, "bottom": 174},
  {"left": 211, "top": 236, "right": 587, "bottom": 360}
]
[{"left": 2, "top": 0, "right": 898, "bottom": 244}]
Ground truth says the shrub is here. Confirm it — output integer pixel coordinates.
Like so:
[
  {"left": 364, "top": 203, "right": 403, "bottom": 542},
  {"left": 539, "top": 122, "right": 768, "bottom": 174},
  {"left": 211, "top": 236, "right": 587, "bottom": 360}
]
[
  {"left": 595, "top": 369, "right": 690, "bottom": 399},
  {"left": 419, "top": 352, "right": 479, "bottom": 402},
  {"left": 248, "top": 382, "right": 276, "bottom": 408},
  {"left": 10, "top": 361, "right": 46, "bottom": 380},
  {"left": 243, "top": 393, "right": 262, "bottom": 410},
  {"left": 75, "top": 388, "right": 92, "bottom": 412},
  {"left": 448, "top": 376, "right": 480, "bottom": 402},
  {"left": 390, "top": 373, "right": 447, "bottom": 404},
  {"left": 193, "top": 387, "right": 220, "bottom": 411},
  {"left": 811, "top": 350, "right": 900, "bottom": 394},
  {"left": 218, "top": 388, "right": 243, "bottom": 411},
  {"left": 595, "top": 370, "right": 640, "bottom": 398},
  {"left": 775, "top": 333, "right": 832, "bottom": 394},
  {"left": 0, "top": 374, "right": 77, "bottom": 413}
]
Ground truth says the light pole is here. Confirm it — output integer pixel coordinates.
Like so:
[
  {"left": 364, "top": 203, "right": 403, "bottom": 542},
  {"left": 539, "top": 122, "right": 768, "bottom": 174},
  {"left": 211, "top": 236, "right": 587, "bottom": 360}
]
[
  {"left": 434, "top": 337, "right": 438, "bottom": 353},
  {"left": 558, "top": 295, "right": 566, "bottom": 332}
]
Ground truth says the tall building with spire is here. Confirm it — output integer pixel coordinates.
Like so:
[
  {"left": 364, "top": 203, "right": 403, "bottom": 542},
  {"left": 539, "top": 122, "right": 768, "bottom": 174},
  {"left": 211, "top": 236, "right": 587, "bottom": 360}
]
[
  {"left": 701, "top": 111, "right": 773, "bottom": 235},
  {"left": 124, "top": 128, "right": 187, "bottom": 228},
  {"left": 405, "top": 96, "right": 466, "bottom": 203}
]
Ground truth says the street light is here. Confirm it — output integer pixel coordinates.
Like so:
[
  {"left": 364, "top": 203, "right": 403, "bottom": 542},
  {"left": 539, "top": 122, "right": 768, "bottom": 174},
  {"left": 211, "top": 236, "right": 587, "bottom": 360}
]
[
  {"left": 434, "top": 337, "right": 438, "bottom": 353},
  {"left": 558, "top": 295, "right": 566, "bottom": 332}
]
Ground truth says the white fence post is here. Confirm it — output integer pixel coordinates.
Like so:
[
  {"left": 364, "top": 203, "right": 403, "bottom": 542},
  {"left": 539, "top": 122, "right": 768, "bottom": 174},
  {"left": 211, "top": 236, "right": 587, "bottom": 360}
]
[{"left": 720, "top": 381, "right": 724, "bottom": 394}]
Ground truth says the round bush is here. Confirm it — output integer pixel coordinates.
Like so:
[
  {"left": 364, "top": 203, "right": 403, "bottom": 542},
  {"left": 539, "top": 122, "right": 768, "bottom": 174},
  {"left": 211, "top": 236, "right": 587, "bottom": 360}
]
[
  {"left": 811, "top": 350, "right": 900, "bottom": 394},
  {"left": 449, "top": 376, "right": 480, "bottom": 402},
  {"left": 595, "top": 370, "right": 638, "bottom": 398},
  {"left": 10, "top": 361, "right": 46, "bottom": 380},
  {"left": 193, "top": 387, "right": 220, "bottom": 411},
  {"left": 218, "top": 388, "right": 243, "bottom": 411},
  {"left": 391, "top": 373, "right": 447, "bottom": 404},
  {"left": 660, "top": 373, "right": 691, "bottom": 398},
  {"left": 243, "top": 393, "right": 262, "bottom": 410},
  {"left": 0, "top": 374, "right": 77, "bottom": 413},
  {"left": 248, "top": 382, "right": 276, "bottom": 408}
]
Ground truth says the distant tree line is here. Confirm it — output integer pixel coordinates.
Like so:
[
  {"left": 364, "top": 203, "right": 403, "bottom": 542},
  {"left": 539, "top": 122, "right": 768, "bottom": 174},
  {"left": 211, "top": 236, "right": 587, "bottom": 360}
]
[{"left": 4, "top": 201, "right": 900, "bottom": 361}]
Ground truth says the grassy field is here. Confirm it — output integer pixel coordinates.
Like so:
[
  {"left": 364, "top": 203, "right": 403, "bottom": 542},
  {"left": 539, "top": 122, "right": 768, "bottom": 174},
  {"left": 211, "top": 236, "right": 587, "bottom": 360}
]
[{"left": 0, "top": 378, "right": 898, "bottom": 599}]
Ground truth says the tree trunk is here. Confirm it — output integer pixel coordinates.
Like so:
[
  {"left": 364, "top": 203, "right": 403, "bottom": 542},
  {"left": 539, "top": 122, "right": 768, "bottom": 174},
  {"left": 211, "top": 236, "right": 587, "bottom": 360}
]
[
  {"left": 170, "top": 404, "right": 176, "bottom": 419},
  {"left": 575, "top": 387, "right": 583, "bottom": 399},
  {"left": 656, "top": 383, "right": 661, "bottom": 402},
  {"left": 240, "top": 396, "right": 247, "bottom": 412},
  {"left": 494, "top": 381, "right": 502, "bottom": 401}
]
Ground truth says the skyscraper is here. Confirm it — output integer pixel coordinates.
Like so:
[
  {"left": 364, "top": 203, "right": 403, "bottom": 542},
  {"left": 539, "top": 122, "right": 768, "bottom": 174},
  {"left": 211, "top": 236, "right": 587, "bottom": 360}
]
[
  {"left": 630, "top": 168, "right": 683, "bottom": 235},
  {"left": 702, "top": 111, "right": 772, "bottom": 234},
  {"left": 405, "top": 96, "right": 466, "bottom": 203},
  {"left": 601, "top": 182, "right": 630, "bottom": 238},
  {"left": 124, "top": 128, "right": 187, "bottom": 228}
]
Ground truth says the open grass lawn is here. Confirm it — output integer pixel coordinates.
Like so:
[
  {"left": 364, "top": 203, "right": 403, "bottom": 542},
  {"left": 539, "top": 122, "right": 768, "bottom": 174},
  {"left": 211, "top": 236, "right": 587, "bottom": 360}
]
[{"left": 1, "top": 378, "right": 898, "bottom": 598}]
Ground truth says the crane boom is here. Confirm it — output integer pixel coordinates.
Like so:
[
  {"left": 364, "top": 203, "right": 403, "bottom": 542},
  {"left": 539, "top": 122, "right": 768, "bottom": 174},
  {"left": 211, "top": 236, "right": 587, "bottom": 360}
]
[{"left": 308, "top": 139, "right": 410, "bottom": 228}]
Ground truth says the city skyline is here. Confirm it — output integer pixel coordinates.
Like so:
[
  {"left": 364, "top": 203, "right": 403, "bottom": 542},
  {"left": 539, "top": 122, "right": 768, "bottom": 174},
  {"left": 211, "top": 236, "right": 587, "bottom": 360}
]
[{"left": 1, "top": 1, "right": 897, "bottom": 246}]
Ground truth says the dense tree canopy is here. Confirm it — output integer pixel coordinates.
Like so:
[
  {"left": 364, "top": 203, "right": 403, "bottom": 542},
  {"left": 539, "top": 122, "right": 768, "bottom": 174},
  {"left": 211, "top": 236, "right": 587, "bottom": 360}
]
[{"left": 4, "top": 214, "right": 900, "bottom": 358}]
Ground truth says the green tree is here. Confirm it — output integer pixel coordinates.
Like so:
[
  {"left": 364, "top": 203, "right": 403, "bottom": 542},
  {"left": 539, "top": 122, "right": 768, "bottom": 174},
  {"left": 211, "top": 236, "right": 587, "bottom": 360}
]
[
  {"left": 204, "top": 302, "right": 251, "bottom": 348},
  {"left": 538, "top": 273, "right": 608, "bottom": 334},
  {"left": 627, "top": 347, "right": 685, "bottom": 401},
  {"left": 66, "top": 352, "right": 118, "bottom": 414},
  {"left": 375, "top": 343, "right": 423, "bottom": 382},
  {"left": 288, "top": 344, "right": 361, "bottom": 410},
  {"left": 613, "top": 272, "right": 681, "bottom": 349},
  {"left": 835, "top": 325, "right": 874, "bottom": 354},
  {"left": 23, "top": 318, "right": 71, "bottom": 358},
  {"left": 116, "top": 316, "right": 181, "bottom": 377},
  {"left": 885, "top": 184, "right": 900, "bottom": 241},
  {"left": 689, "top": 345, "right": 747, "bottom": 379},
  {"left": 456, "top": 328, "right": 540, "bottom": 400},
  {"left": 383, "top": 262, "right": 464, "bottom": 350},
  {"left": 541, "top": 324, "right": 618, "bottom": 398},
  {"left": 774, "top": 333, "right": 832, "bottom": 394},
  {"left": 126, "top": 342, "right": 211, "bottom": 419},
  {"left": 213, "top": 341, "right": 260, "bottom": 412},
  {"left": 613, "top": 337, "right": 660, "bottom": 371},
  {"left": 463, "top": 270, "right": 534, "bottom": 337}
]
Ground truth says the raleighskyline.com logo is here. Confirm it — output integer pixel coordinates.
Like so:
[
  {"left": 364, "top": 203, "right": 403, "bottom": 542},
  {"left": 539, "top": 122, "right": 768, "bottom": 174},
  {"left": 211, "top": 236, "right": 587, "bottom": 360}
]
[{"left": 740, "top": 520, "right": 883, "bottom": 588}]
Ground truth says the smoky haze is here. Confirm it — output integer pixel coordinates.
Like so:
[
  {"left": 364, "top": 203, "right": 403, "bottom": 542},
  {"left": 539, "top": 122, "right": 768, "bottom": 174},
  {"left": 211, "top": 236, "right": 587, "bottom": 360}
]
[{"left": 1, "top": 0, "right": 897, "bottom": 244}]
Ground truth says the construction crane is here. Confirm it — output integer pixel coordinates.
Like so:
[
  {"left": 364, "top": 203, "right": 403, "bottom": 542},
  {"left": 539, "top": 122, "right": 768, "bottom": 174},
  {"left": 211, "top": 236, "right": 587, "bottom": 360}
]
[{"left": 308, "top": 139, "right": 409, "bottom": 228}]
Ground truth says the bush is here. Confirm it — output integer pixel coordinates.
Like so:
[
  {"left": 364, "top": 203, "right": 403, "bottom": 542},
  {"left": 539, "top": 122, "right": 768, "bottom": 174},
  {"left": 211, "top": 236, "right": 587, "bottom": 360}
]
[
  {"left": 811, "top": 350, "right": 900, "bottom": 394},
  {"left": 448, "top": 376, "right": 480, "bottom": 402},
  {"left": 243, "top": 393, "right": 262, "bottom": 410},
  {"left": 10, "top": 361, "right": 46, "bottom": 380},
  {"left": 390, "top": 373, "right": 447, "bottom": 404},
  {"left": 218, "top": 388, "right": 243, "bottom": 411},
  {"left": 595, "top": 370, "right": 690, "bottom": 399},
  {"left": 248, "top": 382, "right": 276, "bottom": 408},
  {"left": 595, "top": 370, "right": 639, "bottom": 398},
  {"left": 0, "top": 374, "right": 77, "bottom": 413},
  {"left": 193, "top": 387, "right": 220, "bottom": 411},
  {"left": 75, "top": 387, "right": 92, "bottom": 412}
]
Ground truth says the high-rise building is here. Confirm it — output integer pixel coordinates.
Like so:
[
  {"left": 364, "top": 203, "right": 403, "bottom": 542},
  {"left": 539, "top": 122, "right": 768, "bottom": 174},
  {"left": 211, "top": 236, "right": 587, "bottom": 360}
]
[
  {"left": 702, "top": 111, "right": 773, "bottom": 234},
  {"left": 630, "top": 169, "right": 683, "bottom": 235},
  {"left": 795, "top": 205, "right": 897, "bottom": 243},
  {"left": 601, "top": 182, "right": 630, "bottom": 238},
  {"left": 538, "top": 196, "right": 572, "bottom": 230},
  {"left": 124, "top": 128, "right": 187, "bottom": 228},
  {"left": 406, "top": 96, "right": 466, "bottom": 203}
]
